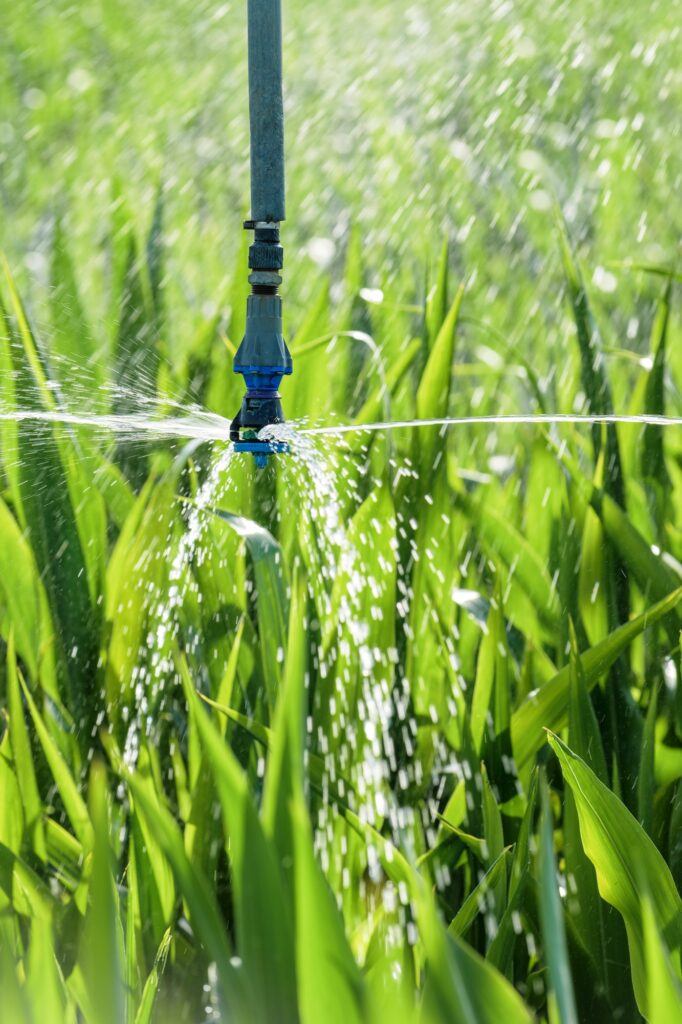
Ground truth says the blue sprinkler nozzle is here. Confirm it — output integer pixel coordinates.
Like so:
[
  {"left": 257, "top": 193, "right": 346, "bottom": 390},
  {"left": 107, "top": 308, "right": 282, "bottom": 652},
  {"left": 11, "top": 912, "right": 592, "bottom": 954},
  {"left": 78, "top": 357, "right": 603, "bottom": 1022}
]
[
  {"left": 230, "top": 260, "right": 293, "bottom": 465},
  {"left": 231, "top": 0, "right": 292, "bottom": 468},
  {"left": 234, "top": 438, "right": 290, "bottom": 469}
]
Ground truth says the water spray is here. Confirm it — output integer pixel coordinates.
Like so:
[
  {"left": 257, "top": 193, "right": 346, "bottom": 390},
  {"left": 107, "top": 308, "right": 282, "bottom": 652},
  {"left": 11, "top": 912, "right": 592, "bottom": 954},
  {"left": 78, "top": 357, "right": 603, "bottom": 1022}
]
[{"left": 230, "top": 0, "right": 292, "bottom": 468}]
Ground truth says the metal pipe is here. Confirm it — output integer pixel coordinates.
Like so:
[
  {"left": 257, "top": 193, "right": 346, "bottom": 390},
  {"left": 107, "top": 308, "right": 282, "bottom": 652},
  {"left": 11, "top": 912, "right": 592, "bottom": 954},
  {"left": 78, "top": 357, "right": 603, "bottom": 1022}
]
[
  {"left": 232, "top": 0, "right": 292, "bottom": 466},
  {"left": 247, "top": 0, "right": 285, "bottom": 224}
]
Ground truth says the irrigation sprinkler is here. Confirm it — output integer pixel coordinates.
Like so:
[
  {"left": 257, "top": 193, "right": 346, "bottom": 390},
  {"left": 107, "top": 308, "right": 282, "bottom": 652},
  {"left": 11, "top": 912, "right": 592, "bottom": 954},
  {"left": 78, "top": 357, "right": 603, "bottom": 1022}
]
[{"left": 230, "top": 0, "right": 293, "bottom": 468}]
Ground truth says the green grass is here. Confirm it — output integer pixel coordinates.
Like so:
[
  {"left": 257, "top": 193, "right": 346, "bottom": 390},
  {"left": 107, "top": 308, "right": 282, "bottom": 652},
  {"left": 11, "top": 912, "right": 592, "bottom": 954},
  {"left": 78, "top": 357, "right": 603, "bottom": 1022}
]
[{"left": 1, "top": 1, "right": 682, "bottom": 1021}]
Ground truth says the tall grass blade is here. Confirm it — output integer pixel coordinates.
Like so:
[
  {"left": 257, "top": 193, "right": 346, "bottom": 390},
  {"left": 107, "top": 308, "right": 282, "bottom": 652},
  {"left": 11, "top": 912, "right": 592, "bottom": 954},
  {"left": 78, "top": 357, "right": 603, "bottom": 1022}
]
[
  {"left": 19, "top": 673, "right": 93, "bottom": 849},
  {"left": 415, "top": 283, "right": 464, "bottom": 480},
  {"left": 26, "top": 915, "right": 67, "bottom": 1023},
  {"left": 6, "top": 634, "right": 46, "bottom": 860},
  {"left": 538, "top": 772, "right": 579, "bottom": 1024},
  {"left": 50, "top": 217, "right": 101, "bottom": 387},
  {"left": 548, "top": 732, "right": 682, "bottom": 1015},
  {"left": 557, "top": 220, "right": 624, "bottom": 509},
  {"left": 179, "top": 659, "right": 298, "bottom": 1023},
  {"left": 120, "top": 768, "right": 247, "bottom": 1018},
  {"left": 425, "top": 237, "right": 449, "bottom": 350},
  {"left": 262, "top": 568, "right": 307, "bottom": 872},
  {"left": 213, "top": 510, "right": 288, "bottom": 711},
  {"left": 291, "top": 795, "right": 366, "bottom": 1024},
  {"left": 512, "top": 586, "right": 682, "bottom": 768},
  {"left": 134, "top": 929, "right": 172, "bottom": 1024},
  {"left": 642, "top": 892, "right": 682, "bottom": 1022},
  {"left": 1, "top": 268, "right": 100, "bottom": 726},
  {"left": 80, "top": 762, "right": 125, "bottom": 1024},
  {"left": 641, "top": 279, "right": 672, "bottom": 529},
  {"left": 638, "top": 683, "right": 659, "bottom": 835}
]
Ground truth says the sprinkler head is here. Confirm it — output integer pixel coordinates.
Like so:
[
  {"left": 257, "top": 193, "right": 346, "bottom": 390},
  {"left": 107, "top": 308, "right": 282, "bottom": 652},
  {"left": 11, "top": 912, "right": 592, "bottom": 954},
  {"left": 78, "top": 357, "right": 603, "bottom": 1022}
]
[
  {"left": 231, "top": 293, "right": 292, "bottom": 466},
  {"left": 231, "top": 221, "right": 292, "bottom": 467},
  {"left": 230, "top": 402, "right": 290, "bottom": 467}
]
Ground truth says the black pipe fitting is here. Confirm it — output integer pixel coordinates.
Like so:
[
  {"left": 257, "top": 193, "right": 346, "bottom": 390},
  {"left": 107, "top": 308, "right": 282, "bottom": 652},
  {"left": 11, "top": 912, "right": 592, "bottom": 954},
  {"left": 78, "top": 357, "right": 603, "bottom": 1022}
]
[{"left": 244, "top": 220, "right": 284, "bottom": 274}]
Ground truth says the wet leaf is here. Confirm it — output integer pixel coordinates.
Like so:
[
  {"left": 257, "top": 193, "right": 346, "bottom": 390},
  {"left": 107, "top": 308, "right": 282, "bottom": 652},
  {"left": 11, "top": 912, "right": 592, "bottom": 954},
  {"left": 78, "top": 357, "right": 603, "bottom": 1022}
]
[
  {"left": 6, "top": 635, "right": 46, "bottom": 860},
  {"left": 642, "top": 891, "right": 682, "bottom": 1022},
  {"left": 538, "top": 772, "right": 579, "bottom": 1024},
  {"left": 415, "top": 283, "right": 464, "bottom": 479},
  {"left": 425, "top": 237, "right": 449, "bottom": 351},
  {"left": 179, "top": 658, "right": 298, "bottom": 1022},
  {"left": 548, "top": 733, "right": 682, "bottom": 1015},
  {"left": 212, "top": 509, "right": 288, "bottom": 711},
  {"left": 80, "top": 763, "right": 125, "bottom": 1024},
  {"left": 1, "top": 265, "right": 101, "bottom": 726},
  {"left": 19, "top": 672, "right": 93, "bottom": 849},
  {"left": 120, "top": 766, "right": 246, "bottom": 1018},
  {"left": 512, "top": 587, "right": 682, "bottom": 768}
]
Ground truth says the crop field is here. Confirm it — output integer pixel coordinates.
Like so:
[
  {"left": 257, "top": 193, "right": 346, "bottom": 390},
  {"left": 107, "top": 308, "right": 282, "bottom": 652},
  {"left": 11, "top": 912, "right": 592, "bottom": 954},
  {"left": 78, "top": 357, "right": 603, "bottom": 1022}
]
[{"left": 1, "top": 1, "right": 682, "bottom": 1022}]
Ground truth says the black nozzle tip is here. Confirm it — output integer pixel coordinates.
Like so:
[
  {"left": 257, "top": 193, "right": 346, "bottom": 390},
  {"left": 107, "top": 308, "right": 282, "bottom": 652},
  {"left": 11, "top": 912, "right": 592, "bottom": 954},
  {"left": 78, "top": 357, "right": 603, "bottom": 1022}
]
[
  {"left": 230, "top": 394, "right": 285, "bottom": 444},
  {"left": 230, "top": 393, "right": 288, "bottom": 467}
]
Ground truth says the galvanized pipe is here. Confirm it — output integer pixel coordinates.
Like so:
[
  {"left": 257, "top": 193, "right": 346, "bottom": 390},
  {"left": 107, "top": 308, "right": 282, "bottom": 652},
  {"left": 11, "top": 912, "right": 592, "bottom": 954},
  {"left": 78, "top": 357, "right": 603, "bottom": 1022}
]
[{"left": 247, "top": 0, "right": 285, "bottom": 224}]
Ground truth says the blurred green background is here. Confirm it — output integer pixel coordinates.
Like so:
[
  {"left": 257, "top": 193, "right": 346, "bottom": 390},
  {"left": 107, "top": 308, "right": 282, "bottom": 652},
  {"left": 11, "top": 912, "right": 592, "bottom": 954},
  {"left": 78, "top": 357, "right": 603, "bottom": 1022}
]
[{"left": 2, "top": 0, "right": 680, "bottom": 372}]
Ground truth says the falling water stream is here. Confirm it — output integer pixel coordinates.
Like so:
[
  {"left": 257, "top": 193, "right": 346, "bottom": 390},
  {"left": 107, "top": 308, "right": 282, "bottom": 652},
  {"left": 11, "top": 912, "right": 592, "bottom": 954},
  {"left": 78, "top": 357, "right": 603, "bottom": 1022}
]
[
  {"left": 44, "top": 400, "right": 669, "bottom": 868},
  {"left": 4, "top": 400, "right": 681, "bottom": 858},
  {"left": 2, "top": 393, "right": 680, "bottom": 991}
]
